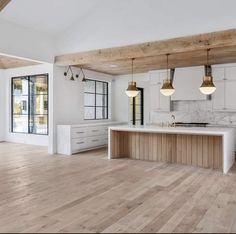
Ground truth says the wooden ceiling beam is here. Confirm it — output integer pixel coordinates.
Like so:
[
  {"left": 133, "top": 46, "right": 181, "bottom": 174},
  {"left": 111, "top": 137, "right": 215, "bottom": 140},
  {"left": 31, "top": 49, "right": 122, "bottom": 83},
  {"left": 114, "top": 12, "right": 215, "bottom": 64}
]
[
  {"left": 77, "top": 46, "right": 236, "bottom": 75},
  {"left": 0, "top": 0, "right": 11, "bottom": 11},
  {"left": 0, "top": 55, "right": 40, "bottom": 69},
  {"left": 55, "top": 29, "right": 236, "bottom": 66}
]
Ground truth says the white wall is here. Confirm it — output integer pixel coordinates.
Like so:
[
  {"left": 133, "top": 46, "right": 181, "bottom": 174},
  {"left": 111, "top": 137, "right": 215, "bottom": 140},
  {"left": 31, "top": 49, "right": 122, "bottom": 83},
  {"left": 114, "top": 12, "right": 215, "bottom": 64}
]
[
  {"left": 4, "top": 64, "right": 54, "bottom": 149},
  {"left": 113, "top": 73, "right": 150, "bottom": 124},
  {"left": 0, "top": 70, "right": 6, "bottom": 141},
  {"left": 0, "top": 19, "right": 55, "bottom": 63}
]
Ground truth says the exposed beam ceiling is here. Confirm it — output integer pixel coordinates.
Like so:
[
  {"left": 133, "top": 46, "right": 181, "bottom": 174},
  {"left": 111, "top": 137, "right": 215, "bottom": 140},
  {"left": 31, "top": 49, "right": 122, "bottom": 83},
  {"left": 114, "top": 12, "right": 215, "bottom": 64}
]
[
  {"left": 55, "top": 29, "right": 236, "bottom": 73},
  {"left": 0, "top": 0, "right": 11, "bottom": 11},
  {"left": 77, "top": 46, "right": 236, "bottom": 75},
  {"left": 0, "top": 55, "right": 40, "bottom": 69}
]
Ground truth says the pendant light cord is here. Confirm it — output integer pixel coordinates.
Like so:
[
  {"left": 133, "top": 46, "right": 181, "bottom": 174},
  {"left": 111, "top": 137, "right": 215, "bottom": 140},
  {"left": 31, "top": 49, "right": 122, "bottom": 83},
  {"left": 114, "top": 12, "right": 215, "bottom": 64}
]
[
  {"left": 206, "top": 48, "right": 211, "bottom": 76},
  {"left": 166, "top": 54, "right": 169, "bottom": 80},
  {"left": 132, "top": 58, "right": 134, "bottom": 82},
  {"left": 207, "top": 49, "right": 210, "bottom": 66}
]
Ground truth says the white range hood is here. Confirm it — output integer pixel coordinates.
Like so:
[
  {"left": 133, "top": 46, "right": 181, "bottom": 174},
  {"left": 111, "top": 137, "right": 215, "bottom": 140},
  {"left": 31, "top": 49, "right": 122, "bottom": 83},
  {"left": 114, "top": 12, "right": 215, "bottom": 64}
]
[{"left": 171, "top": 66, "right": 208, "bottom": 101}]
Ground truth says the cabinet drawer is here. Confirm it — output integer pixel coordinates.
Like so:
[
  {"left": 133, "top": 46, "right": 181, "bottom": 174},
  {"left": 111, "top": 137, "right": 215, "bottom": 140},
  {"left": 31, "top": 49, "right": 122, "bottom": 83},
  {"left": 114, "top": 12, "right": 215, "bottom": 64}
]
[
  {"left": 71, "top": 127, "right": 87, "bottom": 138},
  {"left": 87, "top": 127, "right": 105, "bottom": 136},
  {"left": 87, "top": 136, "right": 101, "bottom": 147},
  {"left": 71, "top": 138, "right": 87, "bottom": 152}
]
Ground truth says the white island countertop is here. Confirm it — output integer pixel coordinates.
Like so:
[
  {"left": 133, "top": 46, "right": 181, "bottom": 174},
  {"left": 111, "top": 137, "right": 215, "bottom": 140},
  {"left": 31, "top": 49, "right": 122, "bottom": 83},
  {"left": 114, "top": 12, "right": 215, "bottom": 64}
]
[{"left": 109, "top": 125, "right": 235, "bottom": 136}]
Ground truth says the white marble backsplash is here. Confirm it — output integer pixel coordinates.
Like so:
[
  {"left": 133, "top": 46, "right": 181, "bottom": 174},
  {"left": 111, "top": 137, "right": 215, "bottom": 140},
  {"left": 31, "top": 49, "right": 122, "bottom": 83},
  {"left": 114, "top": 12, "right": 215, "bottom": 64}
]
[{"left": 151, "top": 100, "right": 236, "bottom": 126}]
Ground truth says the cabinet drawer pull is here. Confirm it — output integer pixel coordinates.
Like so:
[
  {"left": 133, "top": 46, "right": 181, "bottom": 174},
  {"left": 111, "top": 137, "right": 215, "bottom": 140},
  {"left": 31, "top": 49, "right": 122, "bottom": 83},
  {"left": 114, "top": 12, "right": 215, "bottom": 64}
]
[
  {"left": 92, "top": 130, "right": 99, "bottom": 132},
  {"left": 77, "top": 131, "right": 84, "bottom": 134},
  {"left": 92, "top": 139, "right": 99, "bottom": 142},
  {"left": 76, "top": 142, "right": 84, "bottom": 144}
]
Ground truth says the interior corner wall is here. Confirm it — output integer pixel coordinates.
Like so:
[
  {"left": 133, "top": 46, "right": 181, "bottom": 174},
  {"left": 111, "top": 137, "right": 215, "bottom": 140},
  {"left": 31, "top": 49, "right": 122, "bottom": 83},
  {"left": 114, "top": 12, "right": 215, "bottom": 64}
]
[
  {"left": 0, "top": 70, "right": 6, "bottom": 141},
  {"left": 4, "top": 64, "right": 54, "bottom": 149}
]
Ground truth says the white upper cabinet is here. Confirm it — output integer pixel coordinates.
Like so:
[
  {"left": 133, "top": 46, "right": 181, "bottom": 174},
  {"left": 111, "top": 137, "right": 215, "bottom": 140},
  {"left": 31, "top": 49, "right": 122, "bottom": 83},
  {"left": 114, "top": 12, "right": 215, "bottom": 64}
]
[
  {"left": 149, "top": 70, "right": 171, "bottom": 112},
  {"left": 225, "top": 66, "right": 236, "bottom": 80},
  {"left": 171, "top": 66, "right": 207, "bottom": 101},
  {"left": 212, "top": 65, "right": 236, "bottom": 112},
  {"left": 225, "top": 80, "right": 236, "bottom": 110}
]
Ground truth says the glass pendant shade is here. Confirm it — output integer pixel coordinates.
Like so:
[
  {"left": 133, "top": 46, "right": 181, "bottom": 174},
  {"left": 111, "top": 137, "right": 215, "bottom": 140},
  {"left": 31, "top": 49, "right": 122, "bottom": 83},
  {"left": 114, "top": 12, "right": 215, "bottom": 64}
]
[
  {"left": 126, "top": 81, "right": 139, "bottom": 97},
  {"left": 199, "top": 75, "right": 216, "bottom": 95},
  {"left": 160, "top": 79, "right": 175, "bottom": 96}
]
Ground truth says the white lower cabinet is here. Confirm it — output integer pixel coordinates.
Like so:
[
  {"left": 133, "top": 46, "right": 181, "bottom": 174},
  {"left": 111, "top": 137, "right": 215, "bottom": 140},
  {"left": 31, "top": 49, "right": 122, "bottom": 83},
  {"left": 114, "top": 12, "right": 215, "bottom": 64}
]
[{"left": 57, "top": 122, "right": 122, "bottom": 155}]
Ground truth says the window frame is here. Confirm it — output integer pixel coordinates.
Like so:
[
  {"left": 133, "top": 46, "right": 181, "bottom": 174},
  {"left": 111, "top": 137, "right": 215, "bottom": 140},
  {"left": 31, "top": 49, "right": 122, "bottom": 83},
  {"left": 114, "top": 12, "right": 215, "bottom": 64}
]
[
  {"left": 84, "top": 79, "right": 109, "bottom": 120},
  {"left": 11, "top": 73, "right": 49, "bottom": 135}
]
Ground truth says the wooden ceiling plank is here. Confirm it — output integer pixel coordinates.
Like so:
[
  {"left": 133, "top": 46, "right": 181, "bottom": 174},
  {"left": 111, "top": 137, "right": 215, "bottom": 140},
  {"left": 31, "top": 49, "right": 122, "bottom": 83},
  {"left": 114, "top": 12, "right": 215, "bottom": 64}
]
[
  {"left": 0, "top": 0, "right": 11, "bottom": 11},
  {"left": 55, "top": 29, "right": 236, "bottom": 66}
]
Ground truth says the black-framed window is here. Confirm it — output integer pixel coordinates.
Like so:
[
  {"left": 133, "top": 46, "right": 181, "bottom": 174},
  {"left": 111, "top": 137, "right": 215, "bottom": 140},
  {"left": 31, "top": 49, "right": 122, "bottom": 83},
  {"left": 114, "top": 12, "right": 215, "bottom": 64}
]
[
  {"left": 84, "top": 79, "right": 108, "bottom": 120},
  {"left": 11, "top": 74, "right": 48, "bottom": 135},
  {"left": 130, "top": 88, "right": 144, "bottom": 125}
]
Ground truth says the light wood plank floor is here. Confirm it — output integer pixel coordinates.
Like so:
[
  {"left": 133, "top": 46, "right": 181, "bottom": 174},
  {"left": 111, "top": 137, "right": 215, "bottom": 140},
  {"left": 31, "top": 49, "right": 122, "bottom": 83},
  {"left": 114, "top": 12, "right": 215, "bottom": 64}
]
[{"left": 1, "top": 142, "right": 236, "bottom": 233}]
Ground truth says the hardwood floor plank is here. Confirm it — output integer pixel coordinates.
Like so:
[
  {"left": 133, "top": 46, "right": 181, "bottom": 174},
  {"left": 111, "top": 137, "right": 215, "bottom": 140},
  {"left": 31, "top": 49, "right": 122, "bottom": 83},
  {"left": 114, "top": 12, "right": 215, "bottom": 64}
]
[{"left": 0, "top": 142, "right": 235, "bottom": 233}]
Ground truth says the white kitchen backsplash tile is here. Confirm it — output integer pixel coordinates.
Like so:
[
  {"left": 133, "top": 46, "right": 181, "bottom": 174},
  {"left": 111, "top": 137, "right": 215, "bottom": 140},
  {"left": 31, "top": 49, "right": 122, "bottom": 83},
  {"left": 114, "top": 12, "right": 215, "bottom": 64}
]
[{"left": 151, "top": 100, "right": 236, "bottom": 126}]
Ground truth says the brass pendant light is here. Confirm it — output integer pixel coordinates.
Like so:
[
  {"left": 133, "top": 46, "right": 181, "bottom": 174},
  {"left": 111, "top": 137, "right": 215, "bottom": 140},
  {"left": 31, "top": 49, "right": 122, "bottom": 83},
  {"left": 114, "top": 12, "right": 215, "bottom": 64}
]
[
  {"left": 160, "top": 54, "right": 175, "bottom": 96},
  {"left": 125, "top": 58, "right": 139, "bottom": 97},
  {"left": 199, "top": 49, "right": 216, "bottom": 95}
]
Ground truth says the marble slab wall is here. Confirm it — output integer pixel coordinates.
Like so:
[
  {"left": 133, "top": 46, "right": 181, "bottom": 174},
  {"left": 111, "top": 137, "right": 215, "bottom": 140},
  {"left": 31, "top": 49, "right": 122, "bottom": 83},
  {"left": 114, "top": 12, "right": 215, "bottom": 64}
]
[{"left": 151, "top": 100, "right": 236, "bottom": 127}]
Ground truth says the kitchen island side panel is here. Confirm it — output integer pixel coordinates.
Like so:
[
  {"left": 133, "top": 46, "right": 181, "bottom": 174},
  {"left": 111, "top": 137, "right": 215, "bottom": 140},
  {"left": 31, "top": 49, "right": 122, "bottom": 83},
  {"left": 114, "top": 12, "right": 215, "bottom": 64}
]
[{"left": 110, "top": 130, "right": 223, "bottom": 170}]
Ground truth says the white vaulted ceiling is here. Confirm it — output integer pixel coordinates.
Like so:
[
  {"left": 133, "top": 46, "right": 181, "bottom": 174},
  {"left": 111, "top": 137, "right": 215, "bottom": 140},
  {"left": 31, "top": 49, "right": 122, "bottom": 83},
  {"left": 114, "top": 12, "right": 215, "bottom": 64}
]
[
  {"left": 1, "top": 0, "right": 236, "bottom": 60},
  {"left": 0, "top": 0, "right": 100, "bottom": 35}
]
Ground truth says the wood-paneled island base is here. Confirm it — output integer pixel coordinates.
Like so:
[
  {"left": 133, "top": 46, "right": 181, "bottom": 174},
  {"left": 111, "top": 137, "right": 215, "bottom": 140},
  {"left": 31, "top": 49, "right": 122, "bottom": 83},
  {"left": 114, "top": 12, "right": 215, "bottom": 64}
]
[{"left": 108, "top": 126, "right": 235, "bottom": 174}]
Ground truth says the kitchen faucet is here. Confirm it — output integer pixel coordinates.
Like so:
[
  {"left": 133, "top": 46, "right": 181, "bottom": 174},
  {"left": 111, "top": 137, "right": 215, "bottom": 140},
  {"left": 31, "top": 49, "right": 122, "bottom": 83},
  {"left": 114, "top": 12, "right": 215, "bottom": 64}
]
[{"left": 171, "top": 115, "right": 176, "bottom": 127}]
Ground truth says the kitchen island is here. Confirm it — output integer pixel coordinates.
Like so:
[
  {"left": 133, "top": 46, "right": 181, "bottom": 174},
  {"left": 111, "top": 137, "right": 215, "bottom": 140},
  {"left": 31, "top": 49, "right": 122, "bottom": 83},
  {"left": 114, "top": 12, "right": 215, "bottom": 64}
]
[{"left": 108, "top": 125, "right": 235, "bottom": 174}]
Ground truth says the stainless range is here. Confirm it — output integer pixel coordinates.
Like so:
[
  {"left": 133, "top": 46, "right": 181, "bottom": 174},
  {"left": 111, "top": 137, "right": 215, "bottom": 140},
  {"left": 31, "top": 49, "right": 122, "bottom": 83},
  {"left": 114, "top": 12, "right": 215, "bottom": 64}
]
[{"left": 175, "top": 122, "right": 209, "bottom": 127}]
